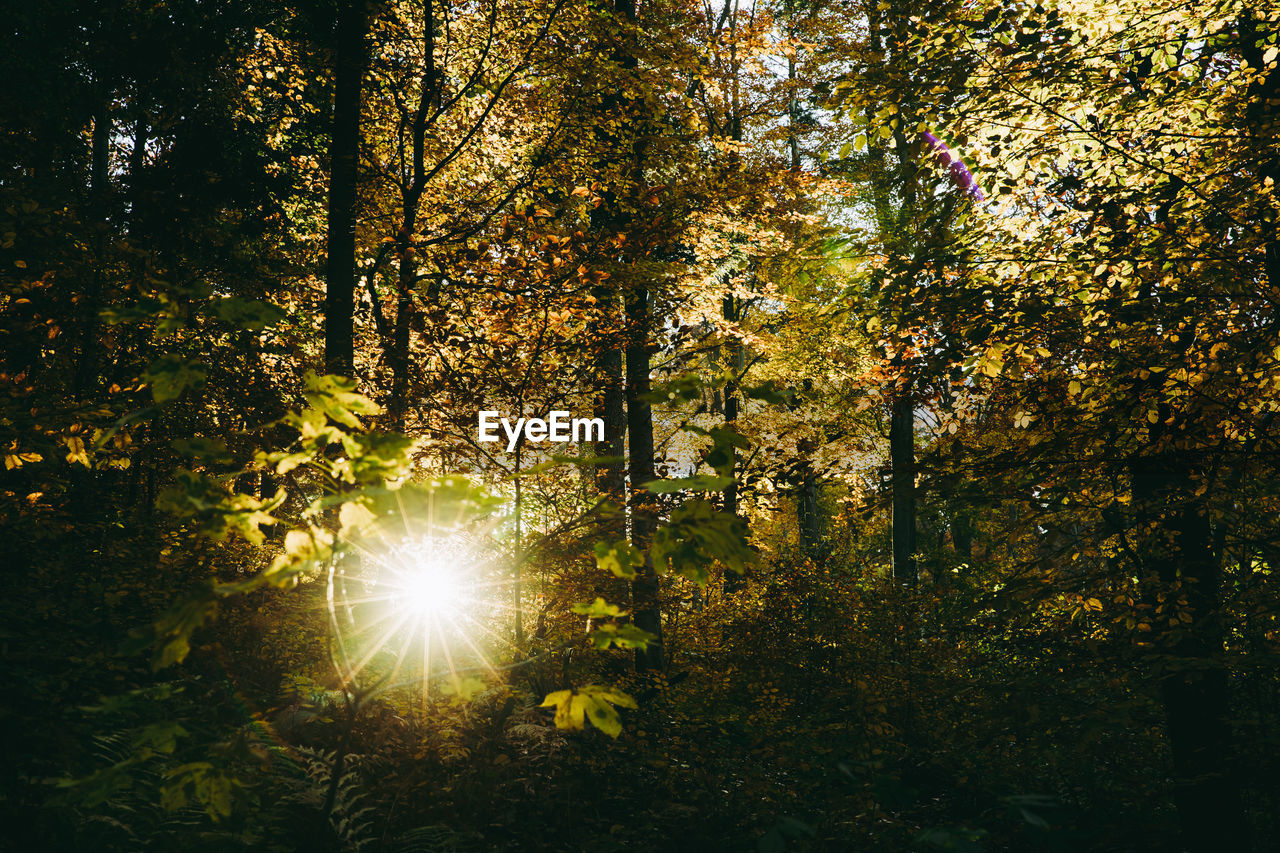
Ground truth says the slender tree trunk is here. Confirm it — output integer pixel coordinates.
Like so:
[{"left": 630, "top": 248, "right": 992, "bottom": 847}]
[
  {"left": 785, "top": 0, "right": 801, "bottom": 173},
  {"left": 721, "top": 293, "right": 744, "bottom": 592},
  {"left": 946, "top": 437, "right": 974, "bottom": 564},
  {"left": 323, "top": 0, "right": 369, "bottom": 378},
  {"left": 388, "top": 0, "right": 441, "bottom": 430},
  {"left": 1130, "top": 446, "right": 1244, "bottom": 851},
  {"left": 77, "top": 93, "right": 111, "bottom": 399},
  {"left": 797, "top": 465, "right": 821, "bottom": 559},
  {"left": 389, "top": 255, "right": 414, "bottom": 429},
  {"left": 716, "top": 0, "right": 749, "bottom": 592},
  {"left": 784, "top": 0, "right": 823, "bottom": 565},
  {"left": 585, "top": 0, "right": 631, "bottom": 511},
  {"left": 586, "top": 0, "right": 662, "bottom": 671},
  {"left": 626, "top": 283, "right": 663, "bottom": 672},
  {"left": 951, "top": 510, "right": 973, "bottom": 564},
  {"left": 890, "top": 387, "right": 916, "bottom": 585},
  {"left": 128, "top": 110, "right": 148, "bottom": 233},
  {"left": 514, "top": 451, "right": 524, "bottom": 645},
  {"left": 592, "top": 286, "right": 627, "bottom": 525},
  {"left": 864, "top": 0, "right": 922, "bottom": 588},
  {"left": 586, "top": 2, "right": 630, "bottom": 607}
]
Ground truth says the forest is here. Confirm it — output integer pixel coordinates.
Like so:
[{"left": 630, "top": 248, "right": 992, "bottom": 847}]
[{"left": 2, "top": 0, "right": 1279, "bottom": 850}]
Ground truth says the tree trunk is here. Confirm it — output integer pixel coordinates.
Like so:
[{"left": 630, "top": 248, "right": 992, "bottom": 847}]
[
  {"left": 626, "top": 283, "right": 663, "bottom": 672},
  {"left": 592, "top": 285, "right": 627, "bottom": 528},
  {"left": 1130, "top": 449, "right": 1245, "bottom": 851},
  {"left": 722, "top": 293, "right": 744, "bottom": 592},
  {"left": 77, "top": 93, "right": 111, "bottom": 400},
  {"left": 323, "top": 0, "right": 369, "bottom": 379},
  {"left": 513, "top": 455, "right": 524, "bottom": 645},
  {"left": 587, "top": 0, "right": 661, "bottom": 672},
  {"left": 951, "top": 510, "right": 973, "bottom": 564},
  {"left": 797, "top": 465, "right": 822, "bottom": 560},
  {"left": 890, "top": 388, "right": 916, "bottom": 585},
  {"left": 389, "top": 274, "right": 413, "bottom": 429},
  {"left": 387, "top": 0, "right": 441, "bottom": 430},
  {"left": 128, "top": 110, "right": 148, "bottom": 233}
]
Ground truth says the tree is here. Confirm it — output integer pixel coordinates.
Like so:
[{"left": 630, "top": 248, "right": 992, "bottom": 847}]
[
  {"left": 944, "top": 0, "right": 1280, "bottom": 845},
  {"left": 818, "top": 0, "right": 984, "bottom": 588},
  {"left": 323, "top": 0, "right": 370, "bottom": 378}
]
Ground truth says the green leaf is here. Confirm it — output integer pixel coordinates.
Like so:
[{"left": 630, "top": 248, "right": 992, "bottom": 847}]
[
  {"left": 539, "top": 689, "right": 583, "bottom": 730},
  {"left": 338, "top": 500, "right": 376, "bottom": 536},
  {"left": 170, "top": 436, "right": 233, "bottom": 464},
  {"left": 162, "top": 762, "right": 238, "bottom": 821},
  {"left": 156, "top": 469, "right": 281, "bottom": 545},
  {"left": 582, "top": 694, "right": 623, "bottom": 737},
  {"left": 145, "top": 354, "right": 207, "bottom": 403},
  {"left": 652, "top": 499, "right": 757, "bottom": 584},
  {"left": 572, "top": 597, "right": 625, "bottom": 618},
  {"left": 594, "top": 540, "right": 644, "bottom": 579},
  {"left": 207, "top": 296, "right": 286, "bottom": 330},
  {"left": 133, "top": 720, "right": 188, "bottom": 756},
  {"left": 145, "top": 583, "right": 220, "bottom": 670},
  {"left": 262, "top": 527, "right": 333, "bottom": 587},
  {"left": 261, "top": 448, "right": 311, "bottom": 474},
  {"left": 588, "top": 622, "right": 656, "bottom": 650},
  {"left": 644, "top": 375, "right": 705, "bottom": 404},
  {"left": 644, "top": 474, "right": 735, "bottom": 494},
  {"left": 540, "top": 685, "right": 637, "bottom": 738},
  {"left": 303, "top": 371, "right": 381, "bottom": 429},
  {"left": 742, "top": 382, "right": 788, "bottom": 404}
]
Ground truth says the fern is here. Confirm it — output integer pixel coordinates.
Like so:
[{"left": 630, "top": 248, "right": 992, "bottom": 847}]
[
  {"left": 282, "top": 745, "right": 377, "bottom": 850},
  {"left": 60, "top": 727, "right": 231, "bottom": 849},
  {"left": 387, "top": 824, "right": 477, "bottom": 853}
]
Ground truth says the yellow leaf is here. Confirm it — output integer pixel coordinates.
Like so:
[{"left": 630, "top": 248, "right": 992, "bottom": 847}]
[
  {"left": 339, "top": 501, "right": 375, "bottom": 535},
  {"left": 64, "top": 436, "right": 89, "bottom": 466}
]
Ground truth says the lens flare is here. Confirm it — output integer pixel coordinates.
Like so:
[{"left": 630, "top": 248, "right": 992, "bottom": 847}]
[
  {"left": 383, "top": 543, "right": 467, "bottom": 625},
  {"left": 329, "top": 531, "right": 515, "bottom": 708}
]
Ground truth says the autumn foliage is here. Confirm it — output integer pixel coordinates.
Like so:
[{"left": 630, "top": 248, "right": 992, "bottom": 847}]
[{"left": 2, "top": 0, "right": 1279, "bottom": 850}]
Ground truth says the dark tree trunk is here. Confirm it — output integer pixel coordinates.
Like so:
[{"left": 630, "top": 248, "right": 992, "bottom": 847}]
[
  {"left": 890, "top": 388, "right": 916, "bottom": 585},
  {"left": 77, "top": 93, "right": 111, "bottom": 399},
  {"left": 626, "top": 284, "right": 662, "bottom": 672},
  {"left": 585, "top": 0, "right": 661, "bottom": 671},
  {"left": 716, "top": 0, "right": 749, "bottom": 592},
  {"left": 782, "top": 0, "right": 824, "bottom": 568},
  {"left": 323, "top": 0, "right": 369, "bottom": 379},
  {"left": 722, "top": 293, "right": 744, "bottom": 592},
  {"left": 387, "top": 0, "right": 440, "bottom": 430},
  {"left": 389, "top": 266, "right": 413, "bottom": 429},
  {"left": 592, "top": 285, "right": 627, "bottom": 527},
  {"left": 951, "top": 510, "right": 973, "bottom": 564},
  {"left": 128, "top": 110, "right": 148, "bottom": 233},
  {"left": 1130, "top": 449, "right": 1245, "bottom": 852},
  {"left": 797, "top": 465, "right": 822, "bottom": 560}
]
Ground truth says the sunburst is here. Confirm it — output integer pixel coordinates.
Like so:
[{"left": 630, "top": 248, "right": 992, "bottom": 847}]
[{"left": 327, "top": 521, "right": 520, "bottom": 712}]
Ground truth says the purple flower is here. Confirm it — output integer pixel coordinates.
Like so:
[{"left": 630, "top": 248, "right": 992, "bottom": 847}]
[{"left": 923, "top": 130, "right": 985, "bottom": 201}]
